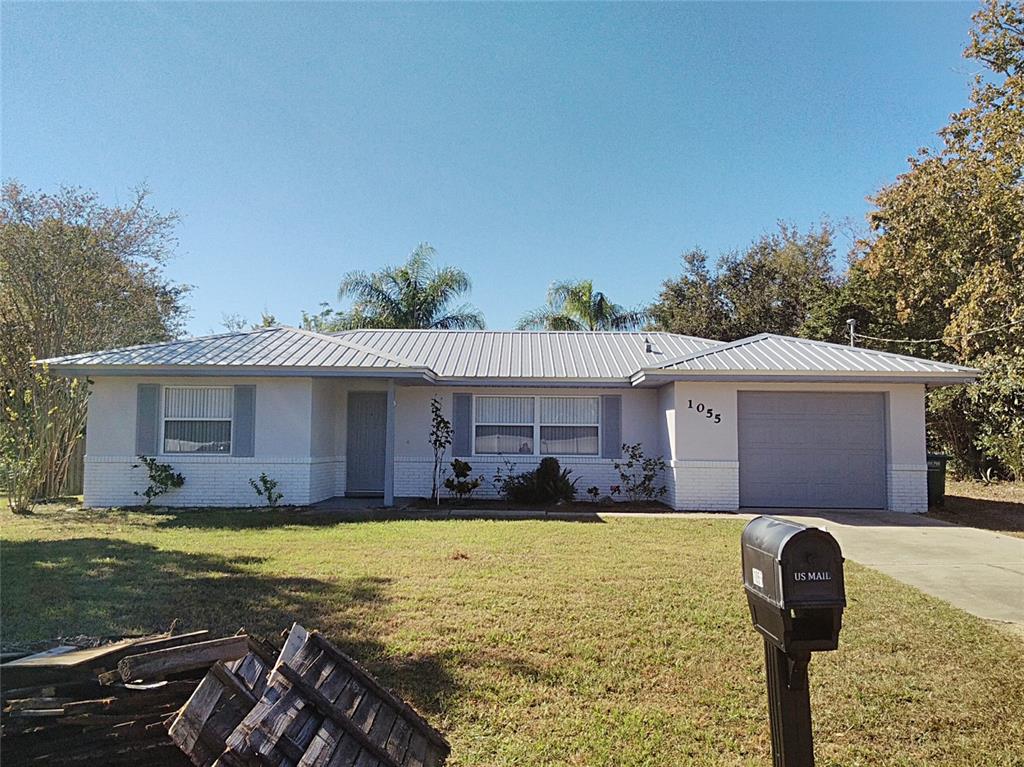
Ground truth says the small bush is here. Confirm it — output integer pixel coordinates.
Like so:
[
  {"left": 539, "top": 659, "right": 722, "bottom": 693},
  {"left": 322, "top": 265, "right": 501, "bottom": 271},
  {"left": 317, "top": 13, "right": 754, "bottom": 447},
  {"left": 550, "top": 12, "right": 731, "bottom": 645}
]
[
  {"left": 249, "top": 472, "right": 284, "bottom": 507},
  {"left": 490, "top": 458, "right": 519, "bottom": 497},
  {"left": 613, "top": 443, "right": 667, "bottom": 502},
  {"left": 503, "top": 457, "right": 578, "bottom": 505},
  {"left": 444, "top": 459, "right": 483, "bottom": 502},
  {"left": 132, "top": 456, "right": 185, "bottom": 506}
]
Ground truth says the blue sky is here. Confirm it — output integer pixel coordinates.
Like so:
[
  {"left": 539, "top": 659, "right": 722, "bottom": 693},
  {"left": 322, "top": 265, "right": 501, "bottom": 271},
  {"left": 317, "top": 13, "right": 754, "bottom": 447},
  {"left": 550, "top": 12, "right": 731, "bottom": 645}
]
[{"left": 4, "top": 2, "right": 977, "bottom": 335}]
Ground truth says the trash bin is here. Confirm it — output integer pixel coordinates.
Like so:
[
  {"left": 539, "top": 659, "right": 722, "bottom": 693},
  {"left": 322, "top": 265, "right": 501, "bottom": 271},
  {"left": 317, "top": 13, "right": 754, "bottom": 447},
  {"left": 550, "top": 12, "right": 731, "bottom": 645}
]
[{"left": 927, "top": 453, "right": 948, "bottom": 507}]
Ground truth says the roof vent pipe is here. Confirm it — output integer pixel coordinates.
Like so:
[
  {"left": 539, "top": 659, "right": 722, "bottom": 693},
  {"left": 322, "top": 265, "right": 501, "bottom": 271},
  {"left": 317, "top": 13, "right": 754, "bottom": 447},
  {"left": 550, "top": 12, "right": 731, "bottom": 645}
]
[{"left": 644, "top": 337, "right": 653, "bottom": 353}]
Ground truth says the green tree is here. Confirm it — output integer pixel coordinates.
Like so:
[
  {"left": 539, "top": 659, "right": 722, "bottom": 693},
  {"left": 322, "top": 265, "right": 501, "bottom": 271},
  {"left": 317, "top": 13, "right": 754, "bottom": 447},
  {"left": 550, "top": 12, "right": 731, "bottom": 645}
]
[
  {"left": 807, "top": 0, "right": 1023, "bottom": 478},
  {"left": 644, "top": 250, "right": 725, "bottom": 339},
  {"left": 650, "top": 222, "right": 839, "bottom": 340},
  {"left": 517, "top": 279, "right": 646, "bottom": 331},
  {"left": 0, "top": 182, "right": 189, "bottom": 510},
  {"left": 313, "top": 244, "right": 484, "bottom": 330}
]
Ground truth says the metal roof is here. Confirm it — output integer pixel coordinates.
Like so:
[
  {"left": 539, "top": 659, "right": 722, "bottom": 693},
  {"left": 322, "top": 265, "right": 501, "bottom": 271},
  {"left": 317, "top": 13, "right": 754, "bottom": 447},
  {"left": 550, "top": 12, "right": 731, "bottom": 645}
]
[
  {"left": 38, "top": 327, "right": 977, "bottom": 385},
  {"left": 329, "top": 329, "right": 718, "bottom": 380},
  {"left": 640, "top": 333, "right": 978, "bottom": 379},
  {"left": 37, "top": 326, "right": 426, "bottom": 374}
]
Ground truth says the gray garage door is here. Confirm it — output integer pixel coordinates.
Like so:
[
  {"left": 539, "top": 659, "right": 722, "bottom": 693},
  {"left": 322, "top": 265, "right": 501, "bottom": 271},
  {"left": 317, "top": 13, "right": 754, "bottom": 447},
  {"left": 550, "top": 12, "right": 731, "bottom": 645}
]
[{"left": 738, "top": 392, "right": 887, "bottom": 509}]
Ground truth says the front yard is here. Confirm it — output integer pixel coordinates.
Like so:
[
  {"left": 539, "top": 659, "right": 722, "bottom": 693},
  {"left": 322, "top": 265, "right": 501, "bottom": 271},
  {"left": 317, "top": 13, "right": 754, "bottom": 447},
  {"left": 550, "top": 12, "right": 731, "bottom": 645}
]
[
  {"left": 2, "top": 503, "right": 1024, "bottom": 766},
  {"left": 926, "top": 479, "right": 1024, "bottom": 539}
]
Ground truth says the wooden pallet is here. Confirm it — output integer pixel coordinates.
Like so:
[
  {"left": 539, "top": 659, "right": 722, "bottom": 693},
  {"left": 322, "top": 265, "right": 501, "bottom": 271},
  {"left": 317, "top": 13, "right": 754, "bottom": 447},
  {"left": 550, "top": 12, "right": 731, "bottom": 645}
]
[
  {"left": 217, "top": 628, "right": 449, "bottom": 767},
  {"left": 167, "top": 627, "right": 306, "bottom": 767}
]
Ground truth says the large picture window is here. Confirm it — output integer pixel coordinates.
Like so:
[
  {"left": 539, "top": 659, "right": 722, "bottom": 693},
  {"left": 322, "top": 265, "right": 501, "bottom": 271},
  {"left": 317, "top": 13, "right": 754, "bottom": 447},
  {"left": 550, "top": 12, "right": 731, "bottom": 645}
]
[
  {"left": 163, "top": 386, "right": 232, "bottom": 454},
  {"left": 474, "top": 395, "right": 599, "bottom": 456}
]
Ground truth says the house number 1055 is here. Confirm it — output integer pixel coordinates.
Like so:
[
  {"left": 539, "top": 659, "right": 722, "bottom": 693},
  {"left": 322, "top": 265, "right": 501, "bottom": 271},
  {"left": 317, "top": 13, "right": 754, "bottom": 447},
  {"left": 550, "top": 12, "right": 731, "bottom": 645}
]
[{"left": 688, "top": 400, "right": 722, "bottom": 424}]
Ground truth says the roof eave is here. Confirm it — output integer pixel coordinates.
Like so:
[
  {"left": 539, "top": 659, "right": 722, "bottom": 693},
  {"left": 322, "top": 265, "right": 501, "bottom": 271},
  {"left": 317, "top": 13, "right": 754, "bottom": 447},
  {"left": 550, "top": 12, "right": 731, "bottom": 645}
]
[
  {"left": 41, "top": 363, "right": 437, "bottom": 382},
  {"left": 431, "top": 376, "right": 633, "bottom": 388},
  {"left": 631, "top": 369, "right": 979, "bottom": 386}
]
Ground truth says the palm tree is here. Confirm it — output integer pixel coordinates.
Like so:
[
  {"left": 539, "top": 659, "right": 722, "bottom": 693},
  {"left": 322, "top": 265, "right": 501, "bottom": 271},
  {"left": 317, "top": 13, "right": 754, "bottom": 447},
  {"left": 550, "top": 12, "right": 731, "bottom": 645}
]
[
  {"left": 334, "top": 244, "right": 485, "bottom": 329},
  {"left": 516, "top": 279, "right": 647, "bottom": 331}
]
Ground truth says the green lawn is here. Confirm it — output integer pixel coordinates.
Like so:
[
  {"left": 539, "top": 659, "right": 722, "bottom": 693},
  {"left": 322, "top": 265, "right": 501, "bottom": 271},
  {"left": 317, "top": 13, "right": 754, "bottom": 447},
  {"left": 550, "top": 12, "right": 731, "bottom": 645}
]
[{"left": 3, "top": 504, "right": 1024, "bottom": 766}]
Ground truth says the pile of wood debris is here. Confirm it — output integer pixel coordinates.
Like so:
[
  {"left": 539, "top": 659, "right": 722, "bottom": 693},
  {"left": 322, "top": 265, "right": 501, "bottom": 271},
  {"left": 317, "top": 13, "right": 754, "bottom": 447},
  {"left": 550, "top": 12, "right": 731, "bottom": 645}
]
[{"left": 1, "top": 622, "right": 449, "bottom": 767}]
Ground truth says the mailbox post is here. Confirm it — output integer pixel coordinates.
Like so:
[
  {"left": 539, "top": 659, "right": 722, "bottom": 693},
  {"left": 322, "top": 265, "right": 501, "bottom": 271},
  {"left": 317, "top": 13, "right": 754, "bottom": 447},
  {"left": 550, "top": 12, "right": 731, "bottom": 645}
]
[{"left": 741, "top": 516, "right": 846, "bottom": 767}]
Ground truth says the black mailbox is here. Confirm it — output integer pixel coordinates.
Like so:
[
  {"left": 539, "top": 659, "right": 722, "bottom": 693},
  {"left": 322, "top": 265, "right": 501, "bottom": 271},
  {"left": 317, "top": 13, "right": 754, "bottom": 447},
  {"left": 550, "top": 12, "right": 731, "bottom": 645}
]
[{"left": 742, "top": 516, "right": 846, "bottom": 653}]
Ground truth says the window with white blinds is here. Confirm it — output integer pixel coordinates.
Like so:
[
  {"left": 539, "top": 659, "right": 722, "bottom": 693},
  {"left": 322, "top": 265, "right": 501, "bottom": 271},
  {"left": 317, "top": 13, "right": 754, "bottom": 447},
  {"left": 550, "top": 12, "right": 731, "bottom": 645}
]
[
  {"left": 163, "top": 386, "right": 233, "bottom": 454},
  {"left": 474, "top": 396, "right": 534, "bottom": 455},
  {"left": 474, "top": 396, "right": 599, "bottom": 456},
  {"left": 539, "top": 396, "right": 599, "bottom": 455}
]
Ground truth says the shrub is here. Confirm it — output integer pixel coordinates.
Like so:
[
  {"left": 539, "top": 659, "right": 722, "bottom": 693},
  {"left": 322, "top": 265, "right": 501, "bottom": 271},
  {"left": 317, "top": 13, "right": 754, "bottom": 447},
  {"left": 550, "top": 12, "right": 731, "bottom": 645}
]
[
  {"left": 502, "top": 457, "right": 578, "bottom": 505},
  {"left": 132, "top": 456, "right": 185, "bottom": 506},
  {"left": 249, "top": 472, "right": 284, "bottom": 507},
  {"left": 613, "top": 443, "right": 667, "bottom": 502},
  {"left": 586, "top": 485, "right": 601, "bottom": 501},
  {"left": 489, "top": 458, "right": 519, "bottom": 496},
  {"left": 443, "top": 458, "right": 482, "bottom": 502}
]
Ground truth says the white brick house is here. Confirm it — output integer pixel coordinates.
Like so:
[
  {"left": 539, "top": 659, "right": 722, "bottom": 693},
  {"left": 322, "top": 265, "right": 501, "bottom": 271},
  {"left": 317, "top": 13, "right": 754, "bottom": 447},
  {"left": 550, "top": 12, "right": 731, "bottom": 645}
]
[{"left": 41, "top": 327, "right": 978, "bottom": 512}]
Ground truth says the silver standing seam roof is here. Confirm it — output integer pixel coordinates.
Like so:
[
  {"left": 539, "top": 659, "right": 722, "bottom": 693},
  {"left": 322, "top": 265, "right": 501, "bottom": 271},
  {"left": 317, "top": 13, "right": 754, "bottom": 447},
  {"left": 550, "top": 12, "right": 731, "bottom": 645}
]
[
  {"left": 633, "top": 333, "right": 977, "bottom": 383},
  {"left": 38, "top": 326, "right": 978, "bottom": 385},
  {"left": 329, "top": 329, "right": 717, "bottom": 379}
]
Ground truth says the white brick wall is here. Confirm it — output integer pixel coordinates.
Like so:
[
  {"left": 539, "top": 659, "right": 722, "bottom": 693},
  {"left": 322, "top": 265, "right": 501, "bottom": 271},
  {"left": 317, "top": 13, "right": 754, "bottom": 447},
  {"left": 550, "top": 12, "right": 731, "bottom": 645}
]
[
  {"left": 887, "top": 464, "right": 928, "bottom": 513},
  {"left": 310, "top": 458, "right": 342, "bottom": 504},
  {"left": 85, "top": 456, "right": 323, "bottom": 508},
  {"left": 671, "top": 460, "right": 740, "bottom": 511}
]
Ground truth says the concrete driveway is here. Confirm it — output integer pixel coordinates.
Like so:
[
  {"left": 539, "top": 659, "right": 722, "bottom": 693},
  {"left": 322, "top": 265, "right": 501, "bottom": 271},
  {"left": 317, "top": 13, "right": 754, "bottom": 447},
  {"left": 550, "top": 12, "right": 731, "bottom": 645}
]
[{"left": 769, "top": 510, "right": 1024, "bottom": 631}]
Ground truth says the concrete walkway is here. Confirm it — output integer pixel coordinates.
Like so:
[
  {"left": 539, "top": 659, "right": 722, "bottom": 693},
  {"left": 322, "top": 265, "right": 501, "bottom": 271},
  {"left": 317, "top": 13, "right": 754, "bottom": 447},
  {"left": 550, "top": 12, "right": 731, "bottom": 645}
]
[{"left": 770, "top": 510, "right": 1024, "bottom": 631}]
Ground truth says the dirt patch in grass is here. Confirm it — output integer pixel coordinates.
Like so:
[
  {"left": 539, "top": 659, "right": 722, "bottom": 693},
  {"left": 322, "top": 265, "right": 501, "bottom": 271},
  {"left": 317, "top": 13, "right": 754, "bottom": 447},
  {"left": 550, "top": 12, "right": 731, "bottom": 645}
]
[
  {"left": 3, "top": 504, "right": 1024, "bottom": 765},
  {"left": 925, "top": 480, "right": 1024, "bottom": 538}
]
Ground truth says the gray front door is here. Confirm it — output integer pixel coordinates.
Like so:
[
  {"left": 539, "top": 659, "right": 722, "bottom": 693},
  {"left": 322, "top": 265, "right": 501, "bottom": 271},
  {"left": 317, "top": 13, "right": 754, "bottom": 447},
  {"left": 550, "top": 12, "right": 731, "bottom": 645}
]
[
  {"left": 346, "top": 391, "right": 387, "bottom": 496},
  {"left": 738, "top": 392, "right": 887, "bottom": 509}
]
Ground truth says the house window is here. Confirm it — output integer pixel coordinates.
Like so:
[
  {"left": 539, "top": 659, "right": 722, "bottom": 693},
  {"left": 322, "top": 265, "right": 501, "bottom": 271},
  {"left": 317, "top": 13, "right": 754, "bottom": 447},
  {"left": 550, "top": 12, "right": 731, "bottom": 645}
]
[
  {"left": 539, "top": 396, "right": 599, "bottom": 455},
  {"left": 163, "top": 386, "right": 232, "bottom": 454},
  {"left": 473, "top": 395, "right": 600, "bottom": 456},
  {"left": 474, "top": 396, "right": 534, "bottom": 454}
]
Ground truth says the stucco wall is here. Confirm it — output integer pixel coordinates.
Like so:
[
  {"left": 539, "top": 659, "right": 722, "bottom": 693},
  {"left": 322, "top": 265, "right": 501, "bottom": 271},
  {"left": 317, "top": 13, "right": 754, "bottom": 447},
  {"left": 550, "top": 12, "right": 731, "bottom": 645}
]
[
  {"left": 662, "top": 381, "right": 928, "bottom": 512},
  {"left": 84, "top": 376, "right": 318, "bottom": 507},
  {"left": 82, "top": 375, "right": 929, "bottom": 512},
  {"left": 390, "top": 386, "right": 661, "bottom": 499}
]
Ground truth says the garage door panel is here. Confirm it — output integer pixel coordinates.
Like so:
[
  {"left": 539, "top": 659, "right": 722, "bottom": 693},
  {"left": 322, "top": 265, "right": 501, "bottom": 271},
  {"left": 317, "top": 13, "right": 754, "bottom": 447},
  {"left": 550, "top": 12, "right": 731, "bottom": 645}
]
[{"left": 738, "top": 392, "right": 886, "bottom": 509}]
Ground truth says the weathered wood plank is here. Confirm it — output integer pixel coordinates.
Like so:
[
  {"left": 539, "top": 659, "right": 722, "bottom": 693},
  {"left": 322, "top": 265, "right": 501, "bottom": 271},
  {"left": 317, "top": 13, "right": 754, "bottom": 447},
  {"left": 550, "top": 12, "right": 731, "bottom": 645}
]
[
  {"left": 2, "top": 631, "right": 211, "bottom": 690},
  {"left": 383, "top": 717, "right": 413, "bottom": 764},
  {"left": 319, "top": 732, "right": 362, "bottom": 767},
  {"left": 1, "top": 645, "right": 81, "bottom": 666},
  {"left": 119, "top": 635, "right": 249, "bottom": 682},
  {"left": 3, "top": 696, "right": 74, "bottom": 712}
]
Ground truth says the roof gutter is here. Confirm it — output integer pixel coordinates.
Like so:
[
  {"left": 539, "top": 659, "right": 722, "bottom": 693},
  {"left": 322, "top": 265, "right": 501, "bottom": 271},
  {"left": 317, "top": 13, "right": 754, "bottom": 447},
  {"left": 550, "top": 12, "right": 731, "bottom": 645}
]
[
  {"left": 38, "top": 363, "right": 438, "bottom": 382},
  {"left": 631, "top": 369, "right": 980, "bottom": 386}
]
